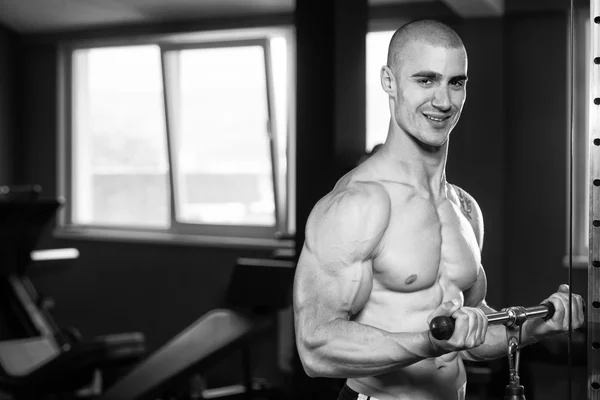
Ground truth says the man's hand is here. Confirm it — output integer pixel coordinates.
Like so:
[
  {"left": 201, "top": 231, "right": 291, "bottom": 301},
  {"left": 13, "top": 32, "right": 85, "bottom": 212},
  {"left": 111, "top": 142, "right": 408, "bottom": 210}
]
[
  {"left": 426, "top": 299, "right": 488, "bottom": 354},
  {"left": 526, "top": 284, "right": 585, "bottom": 339}
]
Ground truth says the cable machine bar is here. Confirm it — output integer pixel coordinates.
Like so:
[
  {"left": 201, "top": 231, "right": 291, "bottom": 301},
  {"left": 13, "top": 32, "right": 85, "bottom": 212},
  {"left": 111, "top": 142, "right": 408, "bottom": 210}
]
[{"left": 589, "top": 0, "right": 600, "bottom": 398}]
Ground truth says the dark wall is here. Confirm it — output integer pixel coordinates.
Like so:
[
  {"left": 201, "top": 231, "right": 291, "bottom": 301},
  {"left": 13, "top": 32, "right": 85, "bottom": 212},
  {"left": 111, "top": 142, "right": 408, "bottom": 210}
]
[
  {"left": 19, "top": 44, "right": 57, "bottom": 193},
  {"left": 504, "top": 11, "right": 585, "bottom": 306},
  {"left": 0, "top": 25, "right": 19, "bottom": 184},
  {"left": 504, "top": 11, "right": 586, "bottom": 398}
]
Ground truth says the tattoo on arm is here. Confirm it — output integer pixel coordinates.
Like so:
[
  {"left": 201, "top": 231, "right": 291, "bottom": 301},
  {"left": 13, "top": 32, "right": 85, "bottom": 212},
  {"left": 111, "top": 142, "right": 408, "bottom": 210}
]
[{"left": 457, "top": 189, "right": 473, "bottom": 220}]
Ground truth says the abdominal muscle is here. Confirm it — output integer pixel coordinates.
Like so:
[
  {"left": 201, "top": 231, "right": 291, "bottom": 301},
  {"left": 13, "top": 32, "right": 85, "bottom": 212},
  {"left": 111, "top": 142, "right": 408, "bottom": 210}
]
[
  {"left": 347, "top": 352, "right": 466, "bottom": 400},
  {"left": 346, "top": 288, "right": 467, "bottom": 400}
]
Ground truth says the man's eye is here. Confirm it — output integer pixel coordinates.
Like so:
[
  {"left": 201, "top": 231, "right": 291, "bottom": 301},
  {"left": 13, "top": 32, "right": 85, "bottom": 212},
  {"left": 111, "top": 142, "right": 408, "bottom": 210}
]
[
  {"left": 451, "top": 80, "right": 465, "bottom": 87},
  {"left": 418, "top": 79, "right": 432, "bottom": 85}
]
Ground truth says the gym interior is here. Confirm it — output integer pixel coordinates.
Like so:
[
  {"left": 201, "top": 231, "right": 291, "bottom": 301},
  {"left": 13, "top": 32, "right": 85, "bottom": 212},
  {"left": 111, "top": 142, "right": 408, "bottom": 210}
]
[{"left": 0, "top": 0, "right": 592, "bottom": 399}]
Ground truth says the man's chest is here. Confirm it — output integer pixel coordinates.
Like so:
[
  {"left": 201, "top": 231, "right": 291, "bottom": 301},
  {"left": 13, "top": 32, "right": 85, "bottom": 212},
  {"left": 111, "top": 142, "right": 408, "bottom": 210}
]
[{"left": 373, "top": 193, "right": 481, "bottom": 293}]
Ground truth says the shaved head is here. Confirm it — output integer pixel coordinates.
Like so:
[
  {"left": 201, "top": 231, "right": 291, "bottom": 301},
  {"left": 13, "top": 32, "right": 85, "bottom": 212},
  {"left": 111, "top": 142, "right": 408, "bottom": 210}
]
[
  {"left": 387, "top": 20, "right": 465, "bottom": 69},
  {"left": 379, "top": 19, "right": 468, "bottom": 149}
]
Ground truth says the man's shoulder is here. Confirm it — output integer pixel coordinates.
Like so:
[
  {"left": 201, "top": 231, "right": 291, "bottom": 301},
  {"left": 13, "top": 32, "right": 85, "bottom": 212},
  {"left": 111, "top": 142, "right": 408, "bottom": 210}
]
[
  {"left": 319, "top": 177, "right": 390, "bottom": 215},
  {"left": 307, "top": 176, "right": 391, "bottom": 232},
  {"left": 303, "top": 177, "right": 391, "bottom": 255}
]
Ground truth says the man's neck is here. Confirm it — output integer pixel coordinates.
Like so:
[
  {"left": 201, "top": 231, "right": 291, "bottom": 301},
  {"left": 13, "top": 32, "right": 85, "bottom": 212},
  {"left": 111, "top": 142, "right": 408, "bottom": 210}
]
[{"left": 380, "top": 129, "right": 449, "bottom": 198}]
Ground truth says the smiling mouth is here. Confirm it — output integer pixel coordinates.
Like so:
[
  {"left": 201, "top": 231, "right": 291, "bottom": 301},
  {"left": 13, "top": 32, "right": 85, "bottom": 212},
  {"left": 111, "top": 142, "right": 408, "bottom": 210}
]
[{"left": 424, "top": 114, "right": 449, "bottom": 122}]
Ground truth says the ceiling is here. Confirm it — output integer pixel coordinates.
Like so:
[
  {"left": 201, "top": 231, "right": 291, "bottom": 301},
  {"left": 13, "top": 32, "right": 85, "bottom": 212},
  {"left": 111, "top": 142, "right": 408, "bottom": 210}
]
[
  {"left": 0, "top": 0, "right": 441, "bottom": 34},
  {"left": 0, "top": 0, "right": 573, "bottom": 35}
]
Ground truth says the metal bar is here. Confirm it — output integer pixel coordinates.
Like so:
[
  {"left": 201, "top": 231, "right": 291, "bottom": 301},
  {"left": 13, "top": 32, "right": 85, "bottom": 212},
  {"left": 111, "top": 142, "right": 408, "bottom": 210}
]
[
  {"left": 486, "top": 313, "right": 512, "bottom": 325},
  {"left": 486, "top": 305, "right": 551, "bottom": 326},
  {"left": 590, "top": 0, "right": 600, "bottom": 398},
  {"left": 520, "top": 305, "right": 552, "bottom": 320},
  {"left": 430, "top": 305, "right": 554, "bottom": 340}
]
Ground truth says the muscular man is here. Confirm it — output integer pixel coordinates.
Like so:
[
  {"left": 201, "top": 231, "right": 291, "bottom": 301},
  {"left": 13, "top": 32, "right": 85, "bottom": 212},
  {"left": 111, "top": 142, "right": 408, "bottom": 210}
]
[{"left": 293, "top": 19, "right": 585, "bottom": 400}]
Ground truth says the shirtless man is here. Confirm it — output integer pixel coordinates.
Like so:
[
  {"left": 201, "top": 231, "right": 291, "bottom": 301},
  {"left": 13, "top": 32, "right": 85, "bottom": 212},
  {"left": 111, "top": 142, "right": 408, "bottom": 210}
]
[{"left": 292, "top": 19, "right": 585, "bottom": 400}]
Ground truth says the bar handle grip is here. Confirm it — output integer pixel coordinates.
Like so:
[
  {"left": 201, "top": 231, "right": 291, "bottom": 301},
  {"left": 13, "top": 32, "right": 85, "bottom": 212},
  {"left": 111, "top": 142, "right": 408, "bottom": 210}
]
[
  {"left": 541, "top": 301, "right": 555, "bottom": 320},
  {"left": 429, "top": 316, "right": 455, "bottom": 340}
]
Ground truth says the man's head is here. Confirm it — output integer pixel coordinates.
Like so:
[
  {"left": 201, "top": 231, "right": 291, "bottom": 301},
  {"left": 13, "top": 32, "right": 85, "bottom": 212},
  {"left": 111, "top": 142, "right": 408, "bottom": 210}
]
[{"left": 381, "top": 20, "right": 468, "bottom": 149}]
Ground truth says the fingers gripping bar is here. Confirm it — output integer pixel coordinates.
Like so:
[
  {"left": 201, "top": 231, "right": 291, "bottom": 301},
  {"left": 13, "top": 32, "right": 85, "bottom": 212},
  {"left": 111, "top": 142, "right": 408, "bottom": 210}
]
[{"left": 429, "top": 302, "right": 556, "bottom": 341}]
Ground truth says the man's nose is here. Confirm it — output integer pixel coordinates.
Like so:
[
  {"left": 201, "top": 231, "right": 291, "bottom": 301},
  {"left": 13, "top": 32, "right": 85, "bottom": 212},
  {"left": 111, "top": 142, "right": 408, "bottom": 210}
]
[{"left": 432, "top": 87, "right": 451, "bottom": 111}]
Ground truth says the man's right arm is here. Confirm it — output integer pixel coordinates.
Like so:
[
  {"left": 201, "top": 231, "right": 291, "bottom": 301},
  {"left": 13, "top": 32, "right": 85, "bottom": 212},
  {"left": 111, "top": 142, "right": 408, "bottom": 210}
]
[{"left": 293, "top": 182, "right": 441, "bottom": 379}]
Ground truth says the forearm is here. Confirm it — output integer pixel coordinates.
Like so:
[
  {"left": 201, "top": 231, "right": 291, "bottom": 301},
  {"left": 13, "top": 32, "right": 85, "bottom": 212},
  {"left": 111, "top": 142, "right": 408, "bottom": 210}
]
[{"left": 298, "top": 319, "right": 437, "bottom": 378}]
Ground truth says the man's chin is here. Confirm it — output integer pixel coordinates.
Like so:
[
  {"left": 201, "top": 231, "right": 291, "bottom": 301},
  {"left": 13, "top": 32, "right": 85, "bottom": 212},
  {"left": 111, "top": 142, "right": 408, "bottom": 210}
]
[{"left": 410, "top": 134, "right": 448, "bottom": 153}]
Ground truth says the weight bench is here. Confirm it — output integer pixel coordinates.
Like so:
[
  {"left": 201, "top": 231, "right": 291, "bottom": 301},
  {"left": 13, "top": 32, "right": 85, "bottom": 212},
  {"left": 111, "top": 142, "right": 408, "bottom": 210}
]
[{"left": 100, "top": 256, "right": 296, "bottom": 400}]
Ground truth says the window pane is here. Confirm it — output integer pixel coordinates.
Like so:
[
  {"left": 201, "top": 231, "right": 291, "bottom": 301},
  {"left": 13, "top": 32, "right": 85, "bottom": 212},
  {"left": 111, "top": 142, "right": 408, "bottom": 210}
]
[
  {"left": 366, "top": 31, "right": 395, "bottom": 151},
  {"left": 169, "top": 45, "right": 275, "bottom": 226},
  {"left": 72, "top": 45, "right": 169, "bottom": 227}
]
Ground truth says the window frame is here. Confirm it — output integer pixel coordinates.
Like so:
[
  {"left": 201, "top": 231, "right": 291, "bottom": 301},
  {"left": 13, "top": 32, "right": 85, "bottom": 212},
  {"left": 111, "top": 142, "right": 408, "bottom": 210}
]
[
  {"left": 162, "top": 39, "right": 279, "bottom": 239},
  {"left": 56, "top": 27, "right": 296, "bottom": 249}
]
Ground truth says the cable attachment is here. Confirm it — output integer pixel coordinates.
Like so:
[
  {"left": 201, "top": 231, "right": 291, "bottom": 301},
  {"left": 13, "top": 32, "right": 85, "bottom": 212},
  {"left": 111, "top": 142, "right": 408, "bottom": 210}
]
[
  {"left": 507, "top": 329, "right": 521, "bottom": 385},
  {"left": 504, "top": 306, "right": 527, "bottom": 400}
]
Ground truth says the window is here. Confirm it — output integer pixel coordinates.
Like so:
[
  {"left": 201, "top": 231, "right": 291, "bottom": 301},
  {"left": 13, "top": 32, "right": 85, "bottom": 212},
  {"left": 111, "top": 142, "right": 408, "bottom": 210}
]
[
  {"left": 366, "top": 30, "right": 394, "bottom": 151},
  {"left": 60, "top": 28, "right": 295, "bottom": 245}
]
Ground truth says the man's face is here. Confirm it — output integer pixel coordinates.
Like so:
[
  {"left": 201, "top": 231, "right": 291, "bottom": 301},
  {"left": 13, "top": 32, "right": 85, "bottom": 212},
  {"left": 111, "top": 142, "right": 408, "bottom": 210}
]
[{"left": 391, "top": 41, "right": 468, "bottom": 148}]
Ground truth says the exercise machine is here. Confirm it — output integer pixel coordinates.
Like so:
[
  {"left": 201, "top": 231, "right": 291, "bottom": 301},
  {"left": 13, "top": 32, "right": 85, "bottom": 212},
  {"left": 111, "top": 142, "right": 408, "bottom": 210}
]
[
  {"left": 99, "top": 256, "right": 295, "bottom": 400},
  {"left": 0, "top": 185, "right": 146, "bottom": 399},
  {"left": 0, "top": 185, "right": 295, "bottom": 399}
]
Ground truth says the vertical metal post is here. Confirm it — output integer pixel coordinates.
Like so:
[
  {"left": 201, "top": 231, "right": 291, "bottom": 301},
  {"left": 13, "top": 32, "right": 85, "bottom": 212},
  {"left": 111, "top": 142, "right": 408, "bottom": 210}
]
[{"left": 589, "top": 1, "right": 600, "bottom": 398}]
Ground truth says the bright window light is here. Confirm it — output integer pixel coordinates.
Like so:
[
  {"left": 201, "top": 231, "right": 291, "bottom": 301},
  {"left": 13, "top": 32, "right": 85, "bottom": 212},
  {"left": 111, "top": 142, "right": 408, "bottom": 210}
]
[
  {"left": 166, "top": 45, "right": 275, "bottom": 226},
  {"left": 366, "top": 30, "right": 394, "bottom": 152},
  {"left": 72, "top": 45, "right": 169, "bottom": 228}
]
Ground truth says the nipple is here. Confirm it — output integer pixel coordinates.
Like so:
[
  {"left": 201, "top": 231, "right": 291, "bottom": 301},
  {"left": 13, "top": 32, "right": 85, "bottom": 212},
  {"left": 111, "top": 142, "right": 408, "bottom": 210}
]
[{"left": 405, "top": 274, "right": 418, "bottom": 285}]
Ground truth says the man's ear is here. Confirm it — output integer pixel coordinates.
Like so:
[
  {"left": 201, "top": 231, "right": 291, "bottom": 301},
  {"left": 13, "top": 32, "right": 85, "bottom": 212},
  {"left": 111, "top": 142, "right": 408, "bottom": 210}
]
[{"left": 380, "top": 65, "right": 396, "bottom": 96}]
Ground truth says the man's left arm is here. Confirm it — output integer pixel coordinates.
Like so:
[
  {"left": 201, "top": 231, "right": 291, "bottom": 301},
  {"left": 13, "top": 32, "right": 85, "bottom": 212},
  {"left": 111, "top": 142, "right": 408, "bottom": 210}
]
[{"left": 454, "top": 186, "right": 585, "bottom": 362}]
